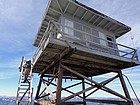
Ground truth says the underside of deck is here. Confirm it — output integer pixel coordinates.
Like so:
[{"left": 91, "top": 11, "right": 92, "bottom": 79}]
[{"left": 32, "top": 38, "right": 139, "bottom": 77}]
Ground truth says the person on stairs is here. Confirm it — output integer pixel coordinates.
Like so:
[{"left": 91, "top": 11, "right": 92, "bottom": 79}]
[{"left": 23, "top": 60, "right": 31, "bottom": 83}]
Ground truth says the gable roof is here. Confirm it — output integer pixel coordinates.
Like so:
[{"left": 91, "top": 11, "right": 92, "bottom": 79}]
[{"left": 34, "top": 0, "right": 131, "bottom": 47}]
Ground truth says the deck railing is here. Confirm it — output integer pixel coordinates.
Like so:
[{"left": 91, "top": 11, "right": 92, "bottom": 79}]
[{"left": 33, "top": 20, "right": 138, "bottom": 63}]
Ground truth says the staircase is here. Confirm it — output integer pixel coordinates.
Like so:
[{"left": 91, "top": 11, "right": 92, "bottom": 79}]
[{"left": 16, "top": 57, "right": 33, "bottom": 105}]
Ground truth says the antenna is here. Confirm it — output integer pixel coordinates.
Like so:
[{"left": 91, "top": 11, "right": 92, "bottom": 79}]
[{"left": 130, "top": 32, "right": 135, "bottom": 48}]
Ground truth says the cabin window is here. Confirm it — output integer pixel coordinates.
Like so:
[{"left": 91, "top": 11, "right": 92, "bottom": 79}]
[
  {"left": 99, "top": 32, "right": 106, "bottom": 46},
  {"left": 83, "top": 26, "right": 91, "bottom": 43},
  {"left": 91, "top": 29, "right": 100, "bottom": 44},
  {"left": 74, "top": 22, "right": 83, "bottom": 40},
  {"left": 64, "top": 19, "right": 74, "bottom": 36},
  {"left": 83, "top": 26, "right": 91, "bottom": 34},
  {"left": 74, "top": 22, "right": 82, "bottom": 30},
  {"left": 107, "top": 36, "right": 114, "bottom": 48}
]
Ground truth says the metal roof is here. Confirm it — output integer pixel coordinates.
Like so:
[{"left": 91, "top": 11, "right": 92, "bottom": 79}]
[{"left": 34, "top": 0, "right": 131, "bottom": 47}]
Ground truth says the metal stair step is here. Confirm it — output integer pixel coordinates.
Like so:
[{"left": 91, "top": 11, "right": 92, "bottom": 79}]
[
  {"left": 18, "top": 91, "right": 30, "bottom": 94},
  {"left": 21, "top": 81, "right": 31, "bottom": 83},
  {"left": 22, "top": 75, "right": 32, "bottom": 78},
  {"left": 19, "top": 100, "right": 30, "bottom": 102},
  {"left": 16, "top": 57, "right": 33, "bottom": 105},
  {"left": 19, "top": 88, "right": 29, "bottom": 90},
  {"left": 20, "top": 84, "right": 29, "bottom": 86}
]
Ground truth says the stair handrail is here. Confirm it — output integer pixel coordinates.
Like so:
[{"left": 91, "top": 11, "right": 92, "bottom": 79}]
[{"left": 16, "top": 56, "right": 25, "bottom": 104}]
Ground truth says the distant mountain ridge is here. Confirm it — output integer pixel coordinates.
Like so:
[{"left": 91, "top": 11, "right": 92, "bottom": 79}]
[
  {"left": 0, "top": 97, "right": 15, "bottom": 105},
  {"left": 0, "top": 96, "right": 139, "bottom": 105}
]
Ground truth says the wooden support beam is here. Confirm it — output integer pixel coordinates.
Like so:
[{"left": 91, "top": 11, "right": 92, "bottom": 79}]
[
  {"left": 82, "top": 79, "right": 86, "bottom": 105},
  {"left": 101, "top": 87, "right": 131, "bottom": 102},
  {"left": 44, "top": 79, "right": 84, "bottom": 100},
  {"left": 49, "top": 8, "right": 61, "bottom": 14},
  {"left": 55, "top": 0, "right": 63, "bottom": 13},
  {"left": 62, "top": 59, "right": 119, "bottom": 72},
  {"left": 118, "top": 71, "right": 133, "bottom": 104},
  {"left": 56, "top": 62, "right": 63, "bottom": 105},
  {"left": 39, "top": 47, "right": 74, "bottom": 75},
  {"left": 86, "top": 74, "right": 119, "bottom": 98},
  {"left": 44, "top": 79, "right": 82, "bottom": 90},
  {"left": 92, "top": 17, "right": 100, "bottom": 25},
  {"left": 62, "top": 85, "right": 96, "bottom": 102},
  {"left": 35, "top": 75, "right": 43, "bottom": 99},
  {"left": 38, "top": 72, "right": 57, "bottom": 98},
  {"left": 64, "top": 1, "right": 70, "bottom": 13},
  {"left": 88, "top": 14, "right": 96, "bottom": 23},
  {"left": 96, "top": 18, "right": 104, "bottom": 27},
  {"left": 61, "top": 65, "right": 131, "bottom": 102},
  {"left": 62, "top": 65, "right": 103, "bottom": 85},
  {"left": 103, "top": 21, "right": 110, "bottom": 29},
  {"left": 43, "top": 74, "right": 81, "bottom": 80},
  {"left": 81, "top": 11, "right": 88, "bottom": 20},
  {"left": 38, "top": 87, "right": 46, "bottom": 98},
  {"left": 73, "top": 7, "right": 80, "bottom": 17},
  {"left": 42, "top": 79, "right": 56, "bottom": 102},
  {"left": 71, "top": 54, "right": 118, "bottom": 67}
]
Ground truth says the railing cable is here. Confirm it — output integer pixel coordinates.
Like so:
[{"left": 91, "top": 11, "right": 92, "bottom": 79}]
[
  {"left": 123, "top": 74, "right": 140, "bottom": 103},
  {"left": 130, "top": 32, "right": 135, "bottom": 49}
]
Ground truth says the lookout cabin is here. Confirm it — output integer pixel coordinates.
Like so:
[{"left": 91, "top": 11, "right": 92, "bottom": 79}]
[{"left": 32, "top": 0, "right": 139, "bottom": 76}]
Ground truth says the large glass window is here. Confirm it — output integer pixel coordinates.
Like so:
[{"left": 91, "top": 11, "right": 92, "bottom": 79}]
[
  {"left": 91, "top": 29, "right": 100, "bottom": 44},
  {"left": 99, "top": 32, "right": 106, "bottom": 46},
  {"left": 63, "top": 18, "right": 116, "bottom": 48},
  {"left": 83, "top": 26, "right": 91, "bottom": 34},
  {"left": 74, "top": 22, "right": 83, "bottom": 40},
  {"left": 64, "top": 19, "right": 74, "bottom": 36},
  {"left": 83, "top": 26, "right": 91, "bottom": 42}
]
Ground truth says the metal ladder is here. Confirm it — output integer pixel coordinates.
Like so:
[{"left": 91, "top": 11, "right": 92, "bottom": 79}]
[{"left": 16, "top": 57, "right": 33, "bottom": 105}]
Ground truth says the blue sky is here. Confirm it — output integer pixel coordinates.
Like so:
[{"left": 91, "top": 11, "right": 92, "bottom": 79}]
[{"left": 0, "top": 0, "right": 140, "bottom": 99}]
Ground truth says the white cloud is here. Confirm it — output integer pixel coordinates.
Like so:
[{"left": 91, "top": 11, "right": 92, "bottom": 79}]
[
  {"left": 0, "top": 0, "right": 33, "bottom": 24},
  {"left": 0, "top": 57, "right": 20, "bottom": 68},
  {"left": 0, "top": 71, "right": 19, "bottom": 80}
]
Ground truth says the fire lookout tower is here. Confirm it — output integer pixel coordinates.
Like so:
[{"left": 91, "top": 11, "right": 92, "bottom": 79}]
[{"left": 16, "top": 0, "right": 140, "bottom": 105}]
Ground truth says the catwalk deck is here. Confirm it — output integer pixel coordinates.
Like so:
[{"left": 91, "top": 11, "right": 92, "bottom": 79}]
[{"left": 32, "top": 38, "right": 140, "bottom": 77}]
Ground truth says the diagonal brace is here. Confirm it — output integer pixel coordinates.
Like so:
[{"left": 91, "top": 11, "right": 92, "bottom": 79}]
[
  {"left": 61, "top": 65, "right": 131, "bottom": 102},
  {"left": 39, "top": 47, "right": 74, "bottom": 75}
]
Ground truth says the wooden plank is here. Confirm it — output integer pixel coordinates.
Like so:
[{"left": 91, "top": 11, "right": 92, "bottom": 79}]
[
  {"left": 45, "top": 79, "right": 84, "bottom": 99},
  {"left": 42, "top": 80, "right": 56, "bottom": 101},
  {"left": 62, "top": 85, "right": 96, "bottom": 102},
  {"left": 35, "top": 75, "right": 44, "bottom": 99},
  {"left": 56, "top": 62, "right": 63, "bottom": 105},
  {"left": 62, "top": 59, "right": 119, "bottom": 71},
  {"left": 71, "top": 54, "right": 118, "bottom": 66},
  {"left": 86, "top": 75, "right": 118, "bottom": 98},
  {"left": 82, "top": 79, "right": 86, "bottom": 105},
  {"left": 118, "top": 71, "right": 132, "bottom": 103}
]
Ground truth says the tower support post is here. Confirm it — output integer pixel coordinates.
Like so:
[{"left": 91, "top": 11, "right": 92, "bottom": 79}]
[
  {"left": 56, "top": 62, "right": 63, "bottom": 105},
  {"left": 34, "top": 64, "right": 134, "bottom": 105},
  {"left": 35, "top": 74, "right": 43, "bottom": 100},
  {"left": 82, "top": 79, "right": 86, "bottom": 105},
  {"left": 118, "top": 71, "right": 133, "bottom": 105}
]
